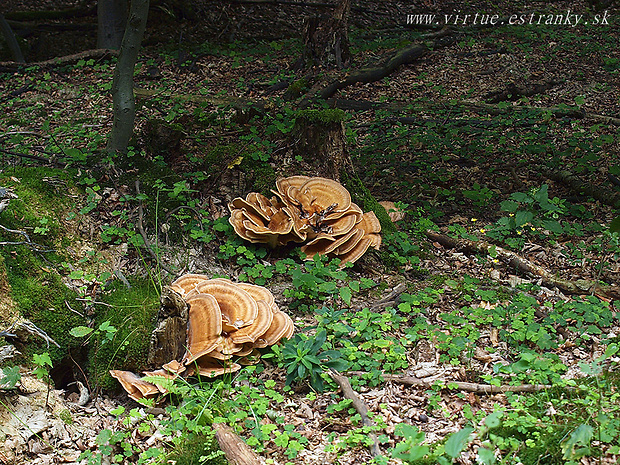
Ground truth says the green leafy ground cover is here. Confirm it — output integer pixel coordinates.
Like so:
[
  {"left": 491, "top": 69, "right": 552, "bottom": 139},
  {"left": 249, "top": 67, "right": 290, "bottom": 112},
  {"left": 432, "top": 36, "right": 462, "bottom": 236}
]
[{"left": 1, "top": 1, "right": 620, "bottom": 464}]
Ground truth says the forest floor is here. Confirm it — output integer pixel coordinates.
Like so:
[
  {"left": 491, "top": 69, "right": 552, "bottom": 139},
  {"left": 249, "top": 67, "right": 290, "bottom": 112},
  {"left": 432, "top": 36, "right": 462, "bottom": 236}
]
[{"left": 1, "top": 1, "right": 620, "bottom": 464}]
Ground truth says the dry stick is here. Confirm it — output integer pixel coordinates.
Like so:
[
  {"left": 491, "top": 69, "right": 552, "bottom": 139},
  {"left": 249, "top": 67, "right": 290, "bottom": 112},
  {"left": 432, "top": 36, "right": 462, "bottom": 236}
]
[
  {"left": 424, "top": 230, "right": 620, "bottom": 301},
  {"left": 213, "top": 423, "right": 263, "bottom": 465},
  {"left": 328, "top": 369, "right": 382, "bottom": 457},
  {"left": 134, "top": 181, "right": 174, "bottom": 275},
  {"left": 347, "top": 371, "right": 552, "bottom": 394},
  {"left": 370, "top": 282, "right": 406, "bottom": 310}
]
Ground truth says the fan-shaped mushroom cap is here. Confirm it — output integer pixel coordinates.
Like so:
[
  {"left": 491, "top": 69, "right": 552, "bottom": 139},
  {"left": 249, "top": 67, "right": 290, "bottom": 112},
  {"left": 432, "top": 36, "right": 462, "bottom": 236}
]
[
  {"left": 235, "top": 282, "right": 275, "bottom": 308},
  {"left": 321, "top": 212, "right": 358, "bottom": 236},
  {"left": 338, "top": 236, "right": 373, "bottom": 267},
  {"left": 170, "top": 274, "right": 210, "bottom": 297},
  {"left": 379, "top": 201, "right": 405, "bottom": 223},
  {"left": 367, "top": 233, "right": 382, "bottom": 250},
  {"left": 254, "top": 310, "right": 294, "bottom": 348},
  {"left": 298, "top": 177, "right": 352, "bottom": 215},
  {"left": 358, "top": 211, "right": 382, "bottom": 234},
  {"left": 182, "top": 294, "right": 223, "bottom": 365},
  {"left": 332, "top": 228, "right": 365, "bottom": 255},
  {"left": 230, "top": 300, "right": 274, "bottom": 344},
  {"left": 141, "top": 369, "right": 175, "bottom": 394},
  {"left": 281, "top": 312, "right": 295, "bottom": 340},
  {"left": 186, "top": 356, "right": 242, "bottom": 378},
  {"left": 275, "top": 176, "right": 310, "bottom": 205},
  {"left": 195, "top": 280, "right": 258, "bottom": 332},
  {"left": 162, "top": 359, "right": 186, "bottom": 375},
  {"left": 110, "top": 370, "right": 159, "bottom": 402}
]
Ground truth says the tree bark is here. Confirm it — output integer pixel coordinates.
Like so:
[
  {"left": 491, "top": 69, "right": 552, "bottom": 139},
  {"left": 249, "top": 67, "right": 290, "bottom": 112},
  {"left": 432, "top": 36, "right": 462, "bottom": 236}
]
[
  {"left": 97, "top": 0, "right": 128, "bottom": 50},
  {"left": 0, "top": 14, "right": 25, "bottom": 62},
  {"left": 107, "top": 0, "right": 149, "bottom": 154},
  {"left": 301, "top": 0, "right": 351, "bottom": 69}
]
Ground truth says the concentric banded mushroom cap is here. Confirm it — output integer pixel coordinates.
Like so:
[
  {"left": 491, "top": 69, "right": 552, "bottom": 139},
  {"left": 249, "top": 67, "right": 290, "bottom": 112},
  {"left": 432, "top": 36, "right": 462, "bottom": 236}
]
[
  {"left": 230, "top": 300, "right": 274, "bottom": 344},
  {"left": 298, "top": 177, "right": 352, "bottom": 214},
  {"left": 358, "top": 211, "right": 382, "bottom": 234},
  {"left": 235, "top": 282, "right": 275, "bottom": 308},
  {"left": 337, "top": 236, "right": 373, "bottom": 267},
  {"left": 321, "top": 212, "right": 358, "bottom": 236},
  {"left": 182, "top": 293, "right": 223, "bottom": 365},
  {"left": 275, "top": 176, "right": 311, "bottom": 205},
  {"left": 254, "top": 310, "right": 294, "bottom": 348},
  {"left": 110, "top": 370, "right": 159, "bottom": 402},
  {"left": 187, "top": 356, "right": 242, "bottom": 378},
  {"left": 162, "top": 360, "right": 186, "bottom": 375},
  {"left": 141, "top": 369, "right": 175, "bottom": 393},
  {"left": 170, "top": 273, "right": 210, "bottom": 297},
  {"left": 195, "top": 280, "right": 258, "bottom": 331}
]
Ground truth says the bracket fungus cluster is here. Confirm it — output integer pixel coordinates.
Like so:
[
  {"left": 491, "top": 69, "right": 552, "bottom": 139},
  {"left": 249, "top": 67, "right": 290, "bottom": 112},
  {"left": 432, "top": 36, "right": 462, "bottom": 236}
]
[
  {"left": 229, "top": 176, "right": 381, "bottom": 265},
  {"left": 110, "top": 275, "right": 294, "bottom": 402}
]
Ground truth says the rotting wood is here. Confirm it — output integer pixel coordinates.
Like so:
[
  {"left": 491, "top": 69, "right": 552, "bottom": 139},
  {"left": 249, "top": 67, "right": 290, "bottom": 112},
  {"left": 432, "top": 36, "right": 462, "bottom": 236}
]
[
  {"left": 369, "top": 282, "right": 406, "bottom": 310},
  {"left": 424, "top": 230, "right": 620, "bottom": 300},
  {"left": 213, "top": 423, "right": 263, "bottom": 465},
  {"left": 347, "top": 371, "right": 554, "bottom": 394},
  {"left": 539, "top": 166, "right": 620, "bottom": 209},
  {"left": 484, "top": 80, "right": 563, "bottom": 104},
  {"left": 328, "top": 369, "right": 381, "bottom": 457}
]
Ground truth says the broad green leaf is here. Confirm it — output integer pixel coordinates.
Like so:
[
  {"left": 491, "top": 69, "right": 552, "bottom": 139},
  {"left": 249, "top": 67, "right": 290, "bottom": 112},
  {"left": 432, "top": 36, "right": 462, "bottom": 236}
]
[
  {"left": 478, "top": 446, "right": 496, "bottom": 464},
  {"left": 609, "top": 215, "right": 620, "bottom": 234},
  {"left": 33, "top": 352, "right": 52, "bottom": 367},
  {"left": 444, "top": 426, "right": 473, "bottom": 458},
  {"left": 484, "top": 410, "right": 503, "bottom": 428},
  {"left": 514, "top": 210, "right": 534, "bottom": 228},
  {"left": 339, "top": 286, "right": 352, "bottom": 305},
  {"left": 562, "top": 424, "right": 593, "bottom": 459},
  {"left": 70, "top": 326, "right": 94, "bottom": 338},
  {"left": 0, "top": 366, "right": 21, "bottom": 388}
]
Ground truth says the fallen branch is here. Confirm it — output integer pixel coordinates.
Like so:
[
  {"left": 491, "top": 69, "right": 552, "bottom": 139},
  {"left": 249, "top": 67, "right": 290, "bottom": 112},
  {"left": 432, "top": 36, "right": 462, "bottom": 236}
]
[
  {"left": 370, "top": 282, "right": 406, "bottom": 310},
  {"left": 0, "top": 49, "right": 118, "bottom": 70},
  {"left": 540, "top": 166, "right": 620, "bottom": 209},
  {"left": 347, "top": 371, "right": 552, "bottom": 394},
  {"left": 213, "top": 423, "right": 263, "bottom": 465},
  {"left": 328, "top": 369, "right": 381, "bottom": 457},
  {"left": 484, "top": 80, "right": 563, "bottom": 104},
  {"left": 319, "top": 42, "right": 429, "bottom": 100},
  {"left": 424, "top": 230, "right": 620, "bottom": 300}
]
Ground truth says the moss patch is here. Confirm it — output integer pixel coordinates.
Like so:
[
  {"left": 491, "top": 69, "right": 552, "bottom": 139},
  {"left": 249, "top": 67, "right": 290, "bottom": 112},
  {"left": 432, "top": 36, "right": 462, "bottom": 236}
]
[
  {"left": 340, "top": 171, "right": 396, "bottom": 234},
  {"left": 90, "top": 278, "right": 161, "bottom": 390},
  {"left": 295, "top": 108, "right": 346, "bottom": 125}
]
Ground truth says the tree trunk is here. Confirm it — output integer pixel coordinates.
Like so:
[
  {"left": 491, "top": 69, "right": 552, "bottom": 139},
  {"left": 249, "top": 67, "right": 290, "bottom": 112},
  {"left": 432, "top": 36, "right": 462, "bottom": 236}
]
[
  {"left": 97, "top": 0, "right": 128, "bottom": 50},
  {"left": 301, "top": 0, "right": 351, "bottom": 69},
  {"left": 0, "top": 13, "right": 25, "bottom": 62},
  {"left": 290, "top": 110, "right": 350, "bottom": 181},
  {"left": 107, "top": 0, "right": 149, "bottom": 154}
]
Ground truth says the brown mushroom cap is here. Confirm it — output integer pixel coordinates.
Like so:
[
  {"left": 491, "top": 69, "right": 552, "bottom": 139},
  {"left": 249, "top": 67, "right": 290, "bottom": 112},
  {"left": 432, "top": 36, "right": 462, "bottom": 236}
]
[
  {"left": 195, "top": 280, "right": 258, "bottom": 331},
  {"left": 170, "top": 273, "right": 210, "bottom": 297},
  {"left": 298, "top": 177, "right": 352, "bottom": 215},
  {"left": 110, "top": 370, "right": 159, "bottom": 402},
  {"left": 337, "top": 236, "right": 373, "bottom": 267},
  {"left": 182, "top": 293, "right": 223, "bottom": 365},
  {"left": 275, "top": 176, "right": 311, "bottom": 205},
  {"left": 358, "top": 211, "right": 382, "bottom": 234},
  {"left": 379, "top": 201, "right": 405, "bottom": 223},
  {"left": 254, "top": 310, "right": 294, "bottom": 348},
  {"left": 235, "top": 282, "right": 275, "bottom": 308},
  {"left": 189, "top": 356, "right": 242, "bottom": 378},
  {"left": 230, "top": 299, "right": 274, "bottom": 344},
  {"left": 162, "top": 359, "right": 186, "bottom": 375}
]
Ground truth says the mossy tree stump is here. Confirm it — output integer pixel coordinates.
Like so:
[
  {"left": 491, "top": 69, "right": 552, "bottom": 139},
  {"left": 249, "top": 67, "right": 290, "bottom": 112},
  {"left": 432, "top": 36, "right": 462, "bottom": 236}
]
[
  {"left": 147, "top": 287, "right": 188, "bottom": 368},
  {"left": 290, "top": 109, "right": 350, "bottom": 182}
]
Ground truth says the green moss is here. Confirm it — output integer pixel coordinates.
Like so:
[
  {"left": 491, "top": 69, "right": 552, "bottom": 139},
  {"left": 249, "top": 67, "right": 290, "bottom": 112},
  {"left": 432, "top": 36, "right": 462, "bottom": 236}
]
[
  {"left": 296, "top": 108, "right": 346, "bottom": 125},
  {"left": 340, "top": 171, "right": 396, "bottom": 234},
  {"left": 90, "top": 278, "right": 161, "bottom": 390},
  {"left": 284, "top": 78, "right": 309, "bottom": 99},
  {"left": 166, "top": 432, "right": 227, "bottom": 465}
]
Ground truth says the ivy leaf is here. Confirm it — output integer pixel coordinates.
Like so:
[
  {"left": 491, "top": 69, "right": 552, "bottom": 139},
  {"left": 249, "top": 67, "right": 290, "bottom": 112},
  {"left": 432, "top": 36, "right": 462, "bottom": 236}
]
[{"left": 1, "top": 366, "right": 21, "bottom": 389}]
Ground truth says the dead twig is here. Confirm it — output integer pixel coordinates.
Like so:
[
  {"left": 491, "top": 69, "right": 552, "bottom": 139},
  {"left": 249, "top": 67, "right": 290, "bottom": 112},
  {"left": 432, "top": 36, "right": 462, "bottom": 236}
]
[
  {"left": 347, "top": 371, "right": 553, "bottom": 394},
  {"left": 213, "top": 422, "right": 263, "bottom": 465},
  {"left": 328, "top": 369, "right": 382, "bottom": 457},
  {"left": 370, "top": 282, "right": 406, "bottom": 310}
]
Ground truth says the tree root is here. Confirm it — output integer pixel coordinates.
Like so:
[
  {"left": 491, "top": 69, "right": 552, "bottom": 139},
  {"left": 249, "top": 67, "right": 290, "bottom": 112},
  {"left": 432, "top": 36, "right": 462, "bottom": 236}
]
[
  {"left": 347, "top": 371, "right": 553, "bottom": 394},
  {"left": 424, "top": 230, "right": 620, "bottom": 300},
  {"left": 328, "top": 369, "right": 382, "bottom": 457}
]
